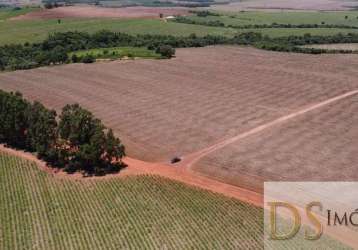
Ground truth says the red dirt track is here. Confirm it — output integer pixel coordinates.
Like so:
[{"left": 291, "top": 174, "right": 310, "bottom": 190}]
[
  {"left": 0, "top": 145, "right": 263, "bottom": 206},
  {"left": 1, "top": 46, "right": 358, "bottom": 196},
  {"left": 11, "top": 6, "right": 189, "bottom": 20}
]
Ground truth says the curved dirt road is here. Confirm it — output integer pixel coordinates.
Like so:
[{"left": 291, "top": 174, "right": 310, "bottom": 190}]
[{"left": 0, "top": 145, "right": 263, "bottom": 206}]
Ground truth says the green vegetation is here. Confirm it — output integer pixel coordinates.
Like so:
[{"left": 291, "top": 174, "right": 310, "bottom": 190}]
[
  {"left": 3, "top": 10, "right": 358, "bottom": 46},
  {"left": 0, "top": 90, "right": 125, "bottom": 175},
  {"left": 173, "top": 10, "right": 358, "bottom": 37},
  {"left": 155, "top": 45, "right": 175, "bottom": 58},
  {"left": 0, "top": 7, "right": 38, "bottom": 21},
  {"left": 1, "top": 8, "right": 358, "bottom": 71},
  {"left": 187, "top": 10, "right": 358, "bottom": 26},
  {"left": 0, "top": 19, "right": 236, "bottom": 45},
  {"left": 3, "top": 29, "right": 358, "bottom": 71},
  {"left": 247, "top": 28, "right": 358, "bottom": 37},
  {"left": 0, "top": 152, "right": 263, "bottom": 249},
  {"left": 0, "top": 30, "right": 231, "bottom": 71},
  {"left": 70, "top": 47, "right": 162, "bottom": 61},
  {"left": 0, "top": 152, "right": 350, "bottom": 249}
]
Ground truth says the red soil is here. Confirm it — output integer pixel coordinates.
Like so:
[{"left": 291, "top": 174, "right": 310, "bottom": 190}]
[{"left": 11, "top": 6, "right": 189, "bottom": 20}]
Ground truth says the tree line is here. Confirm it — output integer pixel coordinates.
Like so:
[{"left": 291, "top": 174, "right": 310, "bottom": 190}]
[
  {"left": 173, "top": 16, "right": 358, "bottom": 30},
  {"left": 254, "top": 32, "right": 358, "bottom": 53},
  {"left": 0, "top": 31, "right": 228, "bottom": 71},
  {"left": 0, "top": 90, "right": 126, "bottom": 176},
  {"left": 2, "top": 30, "right": 358, "bottom": 72}
]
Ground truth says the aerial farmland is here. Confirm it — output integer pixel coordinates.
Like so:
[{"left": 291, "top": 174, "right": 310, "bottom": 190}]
[{"left": 0, "top": 1, "right": 358, "bottom": 249}]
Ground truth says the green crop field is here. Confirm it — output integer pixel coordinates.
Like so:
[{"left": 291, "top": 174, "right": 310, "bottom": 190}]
[
  {"left": 0, "top": 18, "right": 236, "bottom": 45},
  {"left": 70, "top": 47, "right": 162, "bottom": 59},
  {"left": 0, "top": 152, "right": 263, "bottom": 249},
  {"left": 187, "top": 11, "right": 358, "bottom": 26},
  {"left": 0, "top": 151, "right": 350, "bottom": 249}
]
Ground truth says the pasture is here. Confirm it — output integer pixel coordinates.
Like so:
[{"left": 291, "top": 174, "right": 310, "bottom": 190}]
[
  {"left": 209, "top": 0, "right": 358, "bottom": 11},
  {"left": 175, "top": 10, "right": 358, "bottom": 37},
  {"left": 0, "top": 18, "right": 235, "bottom": 45},
  {"left": 186, "top": 10, "right": 358, "bottom": 26},
  {"left": 69, "top": 47, "right": 162, "bottom": 59},
  {"left": 1, "top": 46, "right": 358, "bottom": 192}
]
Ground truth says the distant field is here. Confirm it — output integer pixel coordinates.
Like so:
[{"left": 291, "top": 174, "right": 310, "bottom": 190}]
[
  {"left": 209, "top": 0, "right": 358, "bottom": 11},
  {"left": 1, "top": 46, "right": 358, "bottom": 193},
  {"left": 0, "top": 19, "right": 236, "bottom": 45},
  {"left": 0, "top": 7, "right": 37, "bottom": 20},
  {"left": 2, "top": 18, "right": 358, "bottom": 45},
  {"left": 187, "top": 11, "right": 358, "bottom": 26},
  {"left": 0, "top": 152, "right": 263, "bottom": 249},
  {"left": 2, "top": 7, "right": 358, "bottom": 45},
  {"left": 176, "top": 10, "right": 358, "bottom": 37},
  {"left": 11, "top": 6, "right": 189, "bottom": 20},
  {"left": 301, "top": 43, "right": 358, "bottom": 51},
  {"left": 69, "top": 47, "right": 162, "bottom": 59}
]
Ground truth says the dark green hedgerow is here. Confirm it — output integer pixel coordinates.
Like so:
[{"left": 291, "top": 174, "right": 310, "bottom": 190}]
[{"left": 173, "top": 16, "right": 358, "bottom": 30}]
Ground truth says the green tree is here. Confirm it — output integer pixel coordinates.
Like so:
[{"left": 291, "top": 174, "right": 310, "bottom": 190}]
[
  {"left": 0, "top": 57, "right": 4, "bottom": 71},
  {"left": 49, "top": 46, "right": 68, "bottom": 64},
  {"left": 0, "top": 91, "right": 30, "bottom": 148},
  {"left": 58, "top": 104, "right": 125, "bottom": 175},
  {"left": 59, "top": 104, "right": 102, "bottom": 146},
  {"left": 0, "top": 91, "right": 125, "bottom": 175},
  {"left": 71, "top": 54, "right": 80, "bottom": 63},
  {"left": 25, "top": 101, "right": 57, "bottom": 158},
  {"left": 104, "top": 129, "right": 125, "bottom": 163},
  {"left": 81, "top": 54, "right": 95, "bottom": 64},
  {"left": 76, "top": 127, "right": 106, "bottom": 174},
  {"left": 156, "top": 45, "right": 176, "bottom": 58}
]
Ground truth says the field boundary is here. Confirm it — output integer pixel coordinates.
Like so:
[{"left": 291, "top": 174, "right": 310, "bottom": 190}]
[{"left": 0, "top": 144, "right": 263, "bottom": 207}]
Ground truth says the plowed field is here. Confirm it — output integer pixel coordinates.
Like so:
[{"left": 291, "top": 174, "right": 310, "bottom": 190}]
[
  {"left": 1, "top": 46, "right": 358, "bottom": 192},
  {"left": 11, "top": 6, "right": 189, "bottom": 20}
]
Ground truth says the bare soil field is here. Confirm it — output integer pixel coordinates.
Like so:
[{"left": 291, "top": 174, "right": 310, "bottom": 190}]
[
  {"left": 1, "top": 46, "right": 358, "bottom": 192},
  {"left": 194, "top": 93, "right": 358, "bottom": 191},
  {"left": 210, "top": 0, "right": 358, "bottom": 11},
  {"left": 11, "top": 5, "right": 189, "bottom": 20}
]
